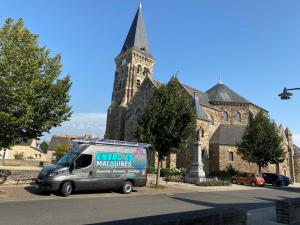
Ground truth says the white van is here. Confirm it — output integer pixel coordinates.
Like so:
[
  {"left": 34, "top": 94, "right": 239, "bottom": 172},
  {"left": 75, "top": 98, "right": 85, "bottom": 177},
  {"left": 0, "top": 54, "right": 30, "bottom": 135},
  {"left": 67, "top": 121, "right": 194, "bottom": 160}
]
[{"left": 35, "top": 139, "right": 149, "bottom": 196}]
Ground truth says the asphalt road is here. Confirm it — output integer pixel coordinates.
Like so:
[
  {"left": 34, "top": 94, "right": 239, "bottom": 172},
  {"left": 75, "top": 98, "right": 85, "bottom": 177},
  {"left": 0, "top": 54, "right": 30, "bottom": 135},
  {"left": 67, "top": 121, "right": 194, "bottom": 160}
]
[{"left": 0, "top": 186, "right": 299, "bottom": 225}]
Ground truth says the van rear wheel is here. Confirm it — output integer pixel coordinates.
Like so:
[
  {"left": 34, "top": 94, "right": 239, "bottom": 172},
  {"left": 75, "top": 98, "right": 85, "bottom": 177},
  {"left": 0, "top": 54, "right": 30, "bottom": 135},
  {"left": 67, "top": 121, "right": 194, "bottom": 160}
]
[
  {"left": 122, "top": 181, "right": 133, "bottom": 194},
  {"left": 60, "top": 182, "right": 72, "bottom": 197}
]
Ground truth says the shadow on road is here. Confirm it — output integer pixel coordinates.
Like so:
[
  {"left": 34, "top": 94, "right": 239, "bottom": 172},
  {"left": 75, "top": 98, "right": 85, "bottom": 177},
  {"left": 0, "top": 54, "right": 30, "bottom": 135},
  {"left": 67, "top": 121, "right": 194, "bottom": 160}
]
[
  {"left": 261, "top": 184, "right": 300, "bottom": 193},
  {"left": 24, "top": 185, "right": 137, "bottom": 197},
  {"left": 170, "top": 196, "right": 273, "bottom": 211},
  {"left": 85, "top": 207, "right": 246, "bottom": 225}
]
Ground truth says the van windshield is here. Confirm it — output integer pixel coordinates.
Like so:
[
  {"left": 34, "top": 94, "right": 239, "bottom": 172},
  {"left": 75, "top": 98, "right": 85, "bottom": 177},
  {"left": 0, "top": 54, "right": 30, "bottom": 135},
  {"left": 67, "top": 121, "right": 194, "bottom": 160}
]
[{"left": 56, "top": 148, "right": 80, "bottom": 167}]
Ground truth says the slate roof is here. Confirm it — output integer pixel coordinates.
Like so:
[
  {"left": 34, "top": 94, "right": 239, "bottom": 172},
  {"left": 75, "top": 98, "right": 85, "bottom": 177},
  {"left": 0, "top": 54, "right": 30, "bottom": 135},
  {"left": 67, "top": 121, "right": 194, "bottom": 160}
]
[
  {"left": 48, "top": 135, "right": 91, "bottom": 151},
  {"left": 193, "top": 95, "right": 210, "bottom": 121},
  {"left": 206, "top": 83, "right": 251, "bottom": 104},
  {"left": 210, "top": 124, "right": 247, "bottom": 146},
  {"left": 151, "top": 81, "right": 218, "bottom": 121},
  {"left": 121, "top": 3, "right": 153, "bottom": 59},
  {"left": 182, "top": 84, "right": 212, "bottom": 108}
]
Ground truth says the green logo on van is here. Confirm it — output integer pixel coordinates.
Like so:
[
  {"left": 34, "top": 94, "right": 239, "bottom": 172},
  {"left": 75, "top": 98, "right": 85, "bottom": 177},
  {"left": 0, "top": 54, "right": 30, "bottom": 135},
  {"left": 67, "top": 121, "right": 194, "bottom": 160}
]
[{"left": 96, "top": 153, "right": 134, "bottom": 168}]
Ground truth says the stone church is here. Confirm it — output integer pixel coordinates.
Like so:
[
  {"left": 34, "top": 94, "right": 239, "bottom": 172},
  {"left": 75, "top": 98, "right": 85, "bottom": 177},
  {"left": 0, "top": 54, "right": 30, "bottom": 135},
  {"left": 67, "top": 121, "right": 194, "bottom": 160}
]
[{"left": 105, "top": 4, "right": 300, "bottom": 182}]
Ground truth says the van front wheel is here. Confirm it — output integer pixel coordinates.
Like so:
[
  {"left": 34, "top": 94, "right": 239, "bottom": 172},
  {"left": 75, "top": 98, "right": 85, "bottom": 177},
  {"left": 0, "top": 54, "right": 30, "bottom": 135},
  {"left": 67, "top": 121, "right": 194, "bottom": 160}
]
[
  {"left": 60, "top": 182, "right": 72, "bottom": 197},
  {"left": 122, "top": 181, "right": 133, "bottom": 194}
]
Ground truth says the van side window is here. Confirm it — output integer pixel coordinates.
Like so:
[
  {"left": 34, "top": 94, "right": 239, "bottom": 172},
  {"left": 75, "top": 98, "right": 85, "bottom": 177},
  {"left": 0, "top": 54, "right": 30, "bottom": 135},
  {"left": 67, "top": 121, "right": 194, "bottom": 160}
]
[{"left": 75, "top": 154, "right": 92, "bottom": 169}]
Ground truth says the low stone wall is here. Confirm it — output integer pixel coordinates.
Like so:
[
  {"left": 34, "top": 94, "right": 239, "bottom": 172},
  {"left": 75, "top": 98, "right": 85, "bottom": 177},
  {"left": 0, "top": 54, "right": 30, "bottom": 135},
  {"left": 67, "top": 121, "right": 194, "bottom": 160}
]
[
  {"left": 147, "top": 174, "right": 164, "bottom": 185},
  {"left": 93, "top": 208, "right": 247, "bottom": 225},
  {"left": 0, "top": 159, "right": 46, "bottom": 167},
  {"left": 0, "top": 169, "right": 41, "bottom": 185},
  {"left": 276, "top": 198, "right": 300, "bottom": 224}
]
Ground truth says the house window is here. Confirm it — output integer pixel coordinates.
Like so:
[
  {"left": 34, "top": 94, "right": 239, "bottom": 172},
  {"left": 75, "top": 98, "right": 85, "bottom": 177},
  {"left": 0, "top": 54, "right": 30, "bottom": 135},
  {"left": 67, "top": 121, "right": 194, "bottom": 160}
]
[
  {"left": 210, "top": 115, "right": 215, "bottom": 125},
  {"left": 235, "top": 112, "right": 241, "bottom": 123},
  {"left": 223, "top": 112, "right": 229, "bottom": 122},
  {"left": 228, "top": 152, "right": 234, "bottom": 161}
]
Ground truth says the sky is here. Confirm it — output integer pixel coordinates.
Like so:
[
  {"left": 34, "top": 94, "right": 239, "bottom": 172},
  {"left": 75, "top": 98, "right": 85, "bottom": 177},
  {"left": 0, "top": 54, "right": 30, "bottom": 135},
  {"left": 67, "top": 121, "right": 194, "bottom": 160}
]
[{"left": 1, "top": 0, "right": 300, "bottom": 145}]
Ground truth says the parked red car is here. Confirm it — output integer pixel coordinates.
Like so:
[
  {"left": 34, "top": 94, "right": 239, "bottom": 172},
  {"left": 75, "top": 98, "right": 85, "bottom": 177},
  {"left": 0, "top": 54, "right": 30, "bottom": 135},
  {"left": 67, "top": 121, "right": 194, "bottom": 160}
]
[{"left": 232, "top": 173, "right": 265, "bottom": 187}]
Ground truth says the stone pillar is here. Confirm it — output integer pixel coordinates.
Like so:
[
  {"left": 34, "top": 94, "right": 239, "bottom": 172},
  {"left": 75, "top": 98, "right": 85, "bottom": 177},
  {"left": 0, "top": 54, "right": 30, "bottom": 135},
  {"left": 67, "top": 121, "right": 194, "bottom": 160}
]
[{"left": 186, "top": 141, "right": 206, "bottom": 183}]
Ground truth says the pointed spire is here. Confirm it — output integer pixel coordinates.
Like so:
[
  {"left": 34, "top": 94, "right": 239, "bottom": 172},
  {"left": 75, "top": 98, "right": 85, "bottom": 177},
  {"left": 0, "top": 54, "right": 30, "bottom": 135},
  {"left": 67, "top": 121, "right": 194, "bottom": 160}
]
[
  {"left": 218, "top": 74, "right": 223, "bottom": 84},
  {"left": 120, "top": 3, "right": 153, "bottom": 58}
]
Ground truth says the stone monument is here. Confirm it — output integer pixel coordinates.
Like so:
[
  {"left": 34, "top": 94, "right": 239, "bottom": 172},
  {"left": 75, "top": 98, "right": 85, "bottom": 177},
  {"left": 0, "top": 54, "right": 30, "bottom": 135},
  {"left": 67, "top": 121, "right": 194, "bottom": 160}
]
[{"left": 186, "top": 130, "right": 206, "bottom": 183}]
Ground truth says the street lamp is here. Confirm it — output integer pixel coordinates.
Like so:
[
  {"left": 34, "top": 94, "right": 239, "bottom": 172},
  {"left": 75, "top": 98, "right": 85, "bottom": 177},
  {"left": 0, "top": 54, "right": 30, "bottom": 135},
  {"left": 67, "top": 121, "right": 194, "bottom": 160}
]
[{"left": 278, "top": 87, "right": 300, "bottom": 100}]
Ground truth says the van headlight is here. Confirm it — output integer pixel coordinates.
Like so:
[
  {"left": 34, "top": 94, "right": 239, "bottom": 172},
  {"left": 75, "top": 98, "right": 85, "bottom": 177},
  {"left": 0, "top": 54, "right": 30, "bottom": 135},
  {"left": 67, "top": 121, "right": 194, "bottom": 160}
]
[{"left": 48, "top": 170, "right": 64, "bottom": 177}]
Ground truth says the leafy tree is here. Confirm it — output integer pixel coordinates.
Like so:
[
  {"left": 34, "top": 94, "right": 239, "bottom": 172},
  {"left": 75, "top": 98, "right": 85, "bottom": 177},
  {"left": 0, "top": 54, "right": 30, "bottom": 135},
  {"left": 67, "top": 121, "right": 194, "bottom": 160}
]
[
  {"left": 39, "top": 140, "right": 49, "bottom": 154},
  {"left": 237, "top": 111, "right": 285, "bottom": 173},
  {"left": 138, "top": 77, "right": 196, "bottom": 186},
  {"left": 0, "top": 18, "right": 72, "bottom": 150},
  {"left": 55, "top": 144, "right": 71, "bottom": 160}
]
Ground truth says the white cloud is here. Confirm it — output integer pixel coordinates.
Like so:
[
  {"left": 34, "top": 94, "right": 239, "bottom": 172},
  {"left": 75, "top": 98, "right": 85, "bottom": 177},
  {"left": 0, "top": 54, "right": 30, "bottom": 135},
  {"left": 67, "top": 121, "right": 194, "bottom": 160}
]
[
  {"left": 41, "top": 112, "right": 107, "bottom": 141},
  {"left": 293, "top": 134, "right": 300, "bottom": 147}
]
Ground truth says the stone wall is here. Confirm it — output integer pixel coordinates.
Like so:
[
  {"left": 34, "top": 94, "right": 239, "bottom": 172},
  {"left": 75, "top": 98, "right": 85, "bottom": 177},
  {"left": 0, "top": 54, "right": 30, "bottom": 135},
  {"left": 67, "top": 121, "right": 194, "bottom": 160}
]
[
  {"left": 0, "top": 169, "right": 40, "bottom": 185},
  {"left": 210, "top": 144, "right": 293, "bottom": 175},
  {"left": 294, "top": 156, "right": 300, "bottom": 182},
  {"left": 124, "top": 78, "right": 157, "bottom": 141},
  {"left": 0, "top": 159, "right": 46, "bottom": 167}
]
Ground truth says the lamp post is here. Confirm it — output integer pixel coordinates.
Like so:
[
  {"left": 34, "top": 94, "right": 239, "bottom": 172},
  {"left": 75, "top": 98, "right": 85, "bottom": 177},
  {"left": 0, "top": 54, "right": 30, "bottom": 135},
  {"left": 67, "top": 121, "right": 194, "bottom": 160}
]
[{"left": 278, "top": 87, "right": 300, "bottom": 100}]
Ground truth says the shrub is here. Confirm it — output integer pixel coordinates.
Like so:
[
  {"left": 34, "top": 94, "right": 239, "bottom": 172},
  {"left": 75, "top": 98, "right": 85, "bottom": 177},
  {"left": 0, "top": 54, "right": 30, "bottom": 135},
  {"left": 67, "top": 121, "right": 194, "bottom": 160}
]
[
  {"left": 160, "top": 168, "right": 170, "bottom": 177},
  {"left": 147, "top": 166, "right": 156, "bottom": 174},
  {"left": 14, "top": 152, "right": 24, "bottom": 160},
  {"left": 195, "top": 179, "right": 231, "bottom": 186},
  {"left": 209, "top": 165, "right": 243, "bottom": 178},
  {"left": 160, "top": 167, "right": 188, "bottom": 177}
]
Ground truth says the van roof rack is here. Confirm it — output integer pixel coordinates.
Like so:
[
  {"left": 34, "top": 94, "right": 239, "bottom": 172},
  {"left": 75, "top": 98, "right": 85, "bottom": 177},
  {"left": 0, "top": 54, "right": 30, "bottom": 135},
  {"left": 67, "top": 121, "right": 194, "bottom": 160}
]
[{"left": 70, "top": 138, "right": 151, "bottom": 148}]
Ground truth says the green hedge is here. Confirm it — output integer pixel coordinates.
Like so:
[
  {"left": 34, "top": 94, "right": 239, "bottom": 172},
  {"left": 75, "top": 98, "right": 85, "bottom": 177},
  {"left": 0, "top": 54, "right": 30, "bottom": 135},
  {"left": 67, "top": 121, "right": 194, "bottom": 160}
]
[
  {"left": 195, "top": 180, "right": 231, "bottom": 186},
  {"left": 209, "top": 165, "right": 244, "bottom": 178}
]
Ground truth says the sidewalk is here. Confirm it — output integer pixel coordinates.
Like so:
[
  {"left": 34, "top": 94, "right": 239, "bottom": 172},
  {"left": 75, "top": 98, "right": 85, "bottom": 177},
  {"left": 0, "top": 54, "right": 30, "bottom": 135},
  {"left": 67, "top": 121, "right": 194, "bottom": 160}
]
[{"left": 248, "top": 206, "right": 281, "bottom": 225}]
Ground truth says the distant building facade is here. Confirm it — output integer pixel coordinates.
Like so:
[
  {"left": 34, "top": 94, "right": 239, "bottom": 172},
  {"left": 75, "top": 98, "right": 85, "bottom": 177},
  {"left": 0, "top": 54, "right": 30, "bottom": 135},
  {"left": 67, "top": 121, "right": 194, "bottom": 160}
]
[
  {"left": 47, "top": 135, "right": 95, "bottom": 162},
  {"left": 105, "top": 4, "right": 300, "bottom": 181},
  {"left": 0, "top": 139, "right": 47, "bottom": 161}
]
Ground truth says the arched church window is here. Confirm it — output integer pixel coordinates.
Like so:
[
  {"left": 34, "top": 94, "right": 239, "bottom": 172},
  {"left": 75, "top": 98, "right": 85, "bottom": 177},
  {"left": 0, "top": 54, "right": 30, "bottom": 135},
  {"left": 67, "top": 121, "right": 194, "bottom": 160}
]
[
  {"left": 143, "top": 67, "right": 149, "bottom": 76},
  {"left": 140, "top": 47, "right": 146, "bottom": 52},
  {"left": 118, "top": 81, "right": 122, "bottom": 90},
  {"left": 248, "top": 111, "right": 254, "bottom": 124},
  {"left": 137, "top": 65, "right": 142, "bottom": 74},
  {"left": 137, "top": 79, "right": 141, "bottom": 89},
  {"left": 210, "top": 115, "right": 215, "bottom": 125},
  {"left": 223, "top": 112, "right": 229, "bottom": 122},
  {"left": 235, "top": 112, "right": 242, "bottom": 123}
]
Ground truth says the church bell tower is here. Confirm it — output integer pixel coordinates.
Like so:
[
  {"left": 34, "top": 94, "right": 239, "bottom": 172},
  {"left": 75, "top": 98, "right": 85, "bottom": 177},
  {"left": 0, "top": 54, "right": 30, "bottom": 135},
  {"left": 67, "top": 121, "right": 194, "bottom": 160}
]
[{"left": 105, "top": 3, "right": 155, "bottom": 140}]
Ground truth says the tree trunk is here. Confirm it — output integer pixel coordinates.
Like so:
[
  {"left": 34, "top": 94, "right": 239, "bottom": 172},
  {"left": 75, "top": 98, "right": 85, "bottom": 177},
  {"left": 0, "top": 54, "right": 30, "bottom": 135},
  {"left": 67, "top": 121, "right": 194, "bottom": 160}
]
[
  {"left": 156, "top": 157, "right": 161, "bottom": 187},
  {"left": 258, "top": 165, "right": 261, "bottom": 173},
  {"left": 275, "top": 163, "right": 280, "bottom": 175}
]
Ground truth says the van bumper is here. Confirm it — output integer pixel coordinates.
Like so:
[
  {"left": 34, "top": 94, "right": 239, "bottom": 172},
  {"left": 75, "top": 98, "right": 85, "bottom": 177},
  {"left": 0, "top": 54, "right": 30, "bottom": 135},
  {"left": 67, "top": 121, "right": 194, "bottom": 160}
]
[
  {"left": 35, "top": 179, "right": 61, "bottom": 192},
  {"left": 134, "top": 178, "right": 147, "bottom": 187}
]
